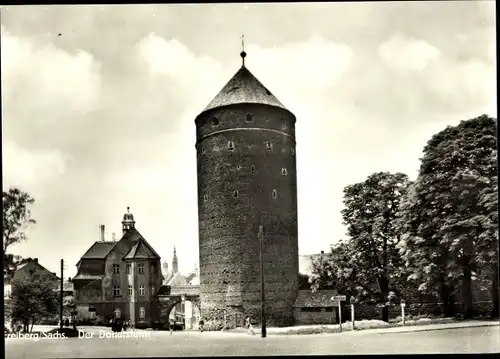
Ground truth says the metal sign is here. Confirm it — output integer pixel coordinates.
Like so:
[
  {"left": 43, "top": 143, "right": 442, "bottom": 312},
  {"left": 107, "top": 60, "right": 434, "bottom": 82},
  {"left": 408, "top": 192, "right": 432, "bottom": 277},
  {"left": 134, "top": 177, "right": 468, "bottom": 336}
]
[{"left": 331, "top": 295, "right": 346, "bottom": 301}]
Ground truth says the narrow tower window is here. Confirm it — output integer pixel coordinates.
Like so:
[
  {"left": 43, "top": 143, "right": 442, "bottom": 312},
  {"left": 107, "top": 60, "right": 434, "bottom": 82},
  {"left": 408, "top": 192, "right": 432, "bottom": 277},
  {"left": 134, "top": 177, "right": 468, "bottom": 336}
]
[
  {"left": 233, "top": 190, "right": 239, "bottom": 198},
  {"left": 266, "top": 141, "right": 273, "bottom": 151},
  {"left": 246, "top": 113, "right": 253, "bottom": 122},
  {"left": 282, "top": 168, "right": 288, "bottom": 176},
  {"left": 251, "top": 165, "right": 255, "bottom": 173},
  {"left": 272, "top": 189, "right": 277, "bottom": 199},
  {"left": 227, "top": 141, "right": 235, "bottom": 151}
]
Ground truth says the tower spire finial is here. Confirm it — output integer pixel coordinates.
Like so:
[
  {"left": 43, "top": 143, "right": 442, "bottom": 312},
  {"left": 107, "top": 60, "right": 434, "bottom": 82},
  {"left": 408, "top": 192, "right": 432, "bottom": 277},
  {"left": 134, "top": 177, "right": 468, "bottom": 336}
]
[{"left": 240, "top": 34, "right": 247, "bottom": 67}]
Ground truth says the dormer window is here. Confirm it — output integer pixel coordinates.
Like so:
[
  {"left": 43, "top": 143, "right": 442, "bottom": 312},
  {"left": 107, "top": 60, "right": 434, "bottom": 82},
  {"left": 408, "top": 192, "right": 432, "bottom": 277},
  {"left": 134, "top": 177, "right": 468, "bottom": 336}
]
[
  {"left": 246, "top": 113, "right": 253, "bottom": 122},
  {"left": 233, "top": 190, "right": 239, "bottom": 198},
  {"left": 282, "top": 168, "right": 288, "bottom": 176},
  {"left": 272, "top": 189, "right": 277, "bottom": 199},
  {"left": 228, "top": 141, "right": 235, "bottom": 151},
  {"left": 204, "top": 194, "right": 208, "bottom": 202},
  {"left": 251, "top": 165, "right": 255, "bottom": 173},
  {"left": 266, "top": 141, "right": 273, "bottom": 151}
]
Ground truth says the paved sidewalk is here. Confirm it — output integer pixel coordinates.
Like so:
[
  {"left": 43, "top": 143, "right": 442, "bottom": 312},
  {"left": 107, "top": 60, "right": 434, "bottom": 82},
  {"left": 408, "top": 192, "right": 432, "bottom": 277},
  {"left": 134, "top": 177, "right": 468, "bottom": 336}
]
[{"left": 227, "top": 319, "right": 499, "bottom": 336}]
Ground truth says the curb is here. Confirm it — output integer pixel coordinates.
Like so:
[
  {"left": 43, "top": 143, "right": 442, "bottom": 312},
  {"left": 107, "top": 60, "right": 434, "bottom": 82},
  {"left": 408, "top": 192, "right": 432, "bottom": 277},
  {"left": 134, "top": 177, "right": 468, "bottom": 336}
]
[{"left": 375, "top": 322, "right": 500, "bottom": 335}]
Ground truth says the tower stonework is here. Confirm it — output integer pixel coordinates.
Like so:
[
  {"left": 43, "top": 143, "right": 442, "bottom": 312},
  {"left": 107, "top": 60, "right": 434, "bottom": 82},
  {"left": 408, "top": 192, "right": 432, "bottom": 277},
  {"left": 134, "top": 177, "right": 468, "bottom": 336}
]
[{"left": 195, "top": 59, "right": 299, "bottom": 327}]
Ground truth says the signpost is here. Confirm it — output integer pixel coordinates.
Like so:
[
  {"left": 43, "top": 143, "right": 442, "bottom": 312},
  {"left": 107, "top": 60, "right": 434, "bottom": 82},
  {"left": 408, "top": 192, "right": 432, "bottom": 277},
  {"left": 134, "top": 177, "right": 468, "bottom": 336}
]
[
  {"left": 350, "top": 297, "right": 356, "bottom": 330},
  {"left": 331, "top": 295, "right": 346, "bottom": 332},
  {"left": 400, "top": 299, "right": 406, "bottom": 326}
]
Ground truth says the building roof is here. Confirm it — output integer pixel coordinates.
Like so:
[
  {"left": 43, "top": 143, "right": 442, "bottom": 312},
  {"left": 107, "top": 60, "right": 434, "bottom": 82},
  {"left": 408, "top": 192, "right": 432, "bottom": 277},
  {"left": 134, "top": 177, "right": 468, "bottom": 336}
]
[
  {"left": 14, "top": 259, "right": 59, "bottom": 281},
  {"left": 201, "top": 65, "right": 289, "bottom": 114},
  {"left": 294, "top": 290, "right": 339, "bottom": 308},
  {"left": 73, "top": 274, "right": 104, "bottom": 281},
  {"left": 80, "top": 241, "right": 116, "bottom": 260},
  {"left": 123, "top": 237, "right": 161, "bottom": 260},
  {"left": 166, "top": 272, "right": 188, "bottom": 286}
]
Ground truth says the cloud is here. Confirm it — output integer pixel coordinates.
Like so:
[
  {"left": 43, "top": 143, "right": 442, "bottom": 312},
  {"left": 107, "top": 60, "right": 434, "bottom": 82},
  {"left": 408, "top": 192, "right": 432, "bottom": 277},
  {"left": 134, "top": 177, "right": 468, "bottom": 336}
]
[
  {"left": 1, "top": 25, "right": 102, "bottom": 142},
  {"left": 378, "top": 33, "right": 441, "bottom": 72},
  {"left": 135, "top": 34, "right": 225, "bottom": 110},
  {"left": 2, "top": 140, "right": 71, "bottom": 193},
  {"left": 246, "top": 34, "right": 354, "bottom": 104}
]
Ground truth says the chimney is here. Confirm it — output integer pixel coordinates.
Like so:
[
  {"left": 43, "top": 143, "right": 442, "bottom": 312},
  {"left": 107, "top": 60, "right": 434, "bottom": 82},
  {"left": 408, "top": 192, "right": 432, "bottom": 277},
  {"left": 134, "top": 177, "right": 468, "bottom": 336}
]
[
  {"left": 68, "top": 277, "right": 71, "bottom": 282},
  {"left": 33, "top": 258, "right": 38, "bottom": 263},
  {"left": 100, "top": 225, "right": 105, "bottom": 242}
]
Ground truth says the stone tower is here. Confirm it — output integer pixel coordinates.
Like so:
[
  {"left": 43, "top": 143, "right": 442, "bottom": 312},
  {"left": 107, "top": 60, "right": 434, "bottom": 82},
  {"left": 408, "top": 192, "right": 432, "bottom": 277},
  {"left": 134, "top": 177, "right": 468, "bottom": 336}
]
[{"left": 195, "top": 50, "right": 299, "bottom": 326}]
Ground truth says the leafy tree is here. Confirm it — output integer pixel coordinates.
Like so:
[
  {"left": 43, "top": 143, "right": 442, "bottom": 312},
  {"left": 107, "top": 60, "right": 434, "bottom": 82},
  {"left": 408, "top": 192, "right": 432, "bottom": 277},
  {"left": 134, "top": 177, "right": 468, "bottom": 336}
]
[
  {"left": 7, "top": 268, "right": 59, "bottom": 332},
  {"left": 397, "top": 115, "right": 498, "bottom": 318},
  {"left": 298, "top": 273, "right": 311, "bottom": 290},
  {"left": 3, "top": 188, "right": 36, "bottom": 281},
  {"left": 341, "top": 172, "right": 410, "bottom": 321}
]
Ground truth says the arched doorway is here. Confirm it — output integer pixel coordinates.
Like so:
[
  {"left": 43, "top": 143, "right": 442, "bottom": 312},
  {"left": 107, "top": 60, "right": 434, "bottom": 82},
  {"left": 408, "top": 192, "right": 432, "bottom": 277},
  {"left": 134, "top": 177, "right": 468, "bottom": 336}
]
[{"left": 158, "top": 297, "right": 201, "bottom": 330}]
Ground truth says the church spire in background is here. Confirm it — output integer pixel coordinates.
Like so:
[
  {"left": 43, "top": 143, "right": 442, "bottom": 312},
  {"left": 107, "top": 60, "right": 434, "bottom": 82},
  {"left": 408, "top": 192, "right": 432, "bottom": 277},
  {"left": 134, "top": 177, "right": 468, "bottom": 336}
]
[{"left": 172, "top": 246, "right": 178, "bottom": 274}]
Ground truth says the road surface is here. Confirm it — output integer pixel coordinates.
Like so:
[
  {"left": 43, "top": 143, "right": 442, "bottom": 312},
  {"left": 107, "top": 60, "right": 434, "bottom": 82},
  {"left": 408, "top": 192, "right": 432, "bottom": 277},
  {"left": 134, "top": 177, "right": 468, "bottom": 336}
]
[{"left": 6, "top": 326, "right": 500, "bottom": 358}]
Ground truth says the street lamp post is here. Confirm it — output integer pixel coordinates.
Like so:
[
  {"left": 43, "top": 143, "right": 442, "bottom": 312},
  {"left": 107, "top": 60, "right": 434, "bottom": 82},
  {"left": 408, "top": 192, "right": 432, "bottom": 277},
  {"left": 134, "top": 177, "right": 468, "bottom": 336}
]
[{"left": 259, "top": 225, "right": 267, "bottom": 338}]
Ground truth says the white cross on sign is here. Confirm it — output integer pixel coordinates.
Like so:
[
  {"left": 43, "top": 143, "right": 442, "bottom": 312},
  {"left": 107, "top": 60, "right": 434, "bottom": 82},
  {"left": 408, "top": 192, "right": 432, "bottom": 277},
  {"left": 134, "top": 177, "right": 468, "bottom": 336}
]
[{"left": 331, "top": 295, "right": 346, "bottom": 301}]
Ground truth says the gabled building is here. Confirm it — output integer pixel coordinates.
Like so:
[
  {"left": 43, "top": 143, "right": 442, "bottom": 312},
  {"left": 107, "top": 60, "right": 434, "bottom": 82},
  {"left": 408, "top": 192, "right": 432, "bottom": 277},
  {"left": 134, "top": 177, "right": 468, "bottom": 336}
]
[{"left": 73, "top": 208, "right": 163, "bottom": 327}]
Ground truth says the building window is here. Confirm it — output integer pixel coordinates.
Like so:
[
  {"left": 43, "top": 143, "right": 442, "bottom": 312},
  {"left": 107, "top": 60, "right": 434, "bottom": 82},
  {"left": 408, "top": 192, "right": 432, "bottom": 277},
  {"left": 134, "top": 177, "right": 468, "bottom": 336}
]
[
  {"left": 210, "top": 117, "right": 219, "bottom": 127},
  {"left": 113, "top": 286, "right": 121, "bottom": 297},
  {"left": 152, "top": 286, "right": 156, "bottom": 295},
  {"left": 114, "top": 308, "right": 121, "bottom": 319},
  {"left": 246, "top": 113, "right": 253, "bottom": 122},
  {"left": 126, "top": 264, "right": 131, "bottom": 274},
  {"left": 128, "top": 285, "right": 133, "bottom": 296},
  {"left": 89, "top": 311, "right": 96, "bottom": 320},
  {"left": 227, "top": 141, "right": 235, "bottom": 151},
  {"left": 139, "top": 307, "right": 145, "bottom": 319},
  {"left": 251, "top": 165, "right": 255, "bottom": 173},
  {"left": 138, "top": 264, "right": 144, "bottom": 274},
  {"left": 150, "top": 264, "right": 156, "bottom": 274},
  {"left": 139, "top": 285, "right": 145, "bottom": 296},
  {"left": 266, "top": 141, "right": 273, "bottom": 151},
  {"left": 204, "top": 194, "right": 208, "bottom": 202},
  {"left": 272, "top": 189, "right": 277, "bottom": 199},
  {"left": 325, "top": 307, "right": 334, "bottom": 312},
  {"left": 113, "top": 265, "right": 120, "bottom": 274},
  {"left": 233, "top": 190, "right": 239, "bottom": 198},
  {"left": 282, "top": 168, "right": 287, "bottom": 176}
]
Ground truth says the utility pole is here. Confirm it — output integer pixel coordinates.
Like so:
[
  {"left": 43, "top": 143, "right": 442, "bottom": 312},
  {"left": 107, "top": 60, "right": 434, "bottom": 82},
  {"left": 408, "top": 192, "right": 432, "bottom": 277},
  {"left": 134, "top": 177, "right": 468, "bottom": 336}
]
[
  {"left": 60, "top": 259, "right": 64, "bottom": 331},
  {"left": 259, "top": 225, "right": 267, "bottom": 338}
]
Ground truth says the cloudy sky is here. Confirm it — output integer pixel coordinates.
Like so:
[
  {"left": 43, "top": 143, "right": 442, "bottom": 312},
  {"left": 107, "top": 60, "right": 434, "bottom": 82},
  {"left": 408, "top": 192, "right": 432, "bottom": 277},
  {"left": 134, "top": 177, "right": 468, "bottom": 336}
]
[{"left": 1, "top": 2, "right": 496, "bottom": 277}]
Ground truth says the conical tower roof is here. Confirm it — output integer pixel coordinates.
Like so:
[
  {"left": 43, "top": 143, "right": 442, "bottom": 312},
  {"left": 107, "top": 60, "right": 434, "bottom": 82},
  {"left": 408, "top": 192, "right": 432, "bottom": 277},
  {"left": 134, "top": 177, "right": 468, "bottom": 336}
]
[{"left": 202, "top": 65, "right": 289, "bottom": 114}]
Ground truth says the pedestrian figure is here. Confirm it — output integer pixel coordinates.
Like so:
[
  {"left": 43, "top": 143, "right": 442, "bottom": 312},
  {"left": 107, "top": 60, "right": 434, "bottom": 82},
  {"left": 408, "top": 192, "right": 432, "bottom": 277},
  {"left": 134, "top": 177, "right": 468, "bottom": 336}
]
[
  {"left": 64, "top": 318, "right": 70, "bottom": 327},
  {"left": 169, "top": 319, "right": 174, "bottom": 335},
  {"left": 245, "top": 316, "right": 255, "bottom": 335},
  {"left": 199, "top": 318, "right": 204, "bottom": 333}
]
